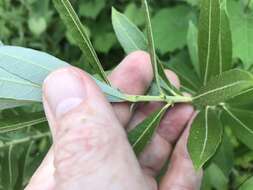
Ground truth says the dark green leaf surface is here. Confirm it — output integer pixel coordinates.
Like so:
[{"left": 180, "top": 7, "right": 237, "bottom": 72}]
[
  {"left": 53, "top": 0, "right": 109, "bottom": 84},
  {"left": 187, "top": 21, "right": 200, "bottom": 76},
  {"left": 112, "top": 7, "right": 147, "bottom": 53},
  {"left": 217, "top": 9, "right": 232, "bottom": 73},
  {"left": 198, "top": 0, "right": 220, "bottom": 84},
  {"left": 221, "top": 107, "right": 253, "bottom": 150},
  {"left": 193, "top": 69, "right": 253, "bottom": 106},
  {"left": 0, "top": 112, "right": 46, "bottom": 134},
  {"left": 188, "top": 107, "right": 223, "bottom": 169},
  {"left": 128, "top": 104, "right": 168, "bottom": 156},
  {"left": 166, "top": 51, "right": 202, "bottom": 94}
]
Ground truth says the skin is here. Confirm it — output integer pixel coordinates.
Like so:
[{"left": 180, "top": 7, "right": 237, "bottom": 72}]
[{"left": 25, "top": 51, "right": 203, "bottom": 190}]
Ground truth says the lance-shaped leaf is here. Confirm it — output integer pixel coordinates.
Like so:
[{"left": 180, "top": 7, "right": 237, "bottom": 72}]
[
  {"left": 217, "top": 9, "right": 232, "bottom": 73},
  {"left": 193, "top": 69, "right": 253, "bottom": 107},
  {"left": 111, "top": 7, "right": 147, "bottom": 53},
  {"left": 221, "top": 107, "right": 253, "bottom": 150},
  {"left": 0, "top": 112, "right": 46, "bottom": 134},
  {"left": 142, "top": 0, "right": 162, "bottom": 94},
  {"left": 53, "top": 0, "right": 109, "bottom": 84},
  {"left": 128, "top": 104, "right": 169, "bottom": 156},
  {"left": 112, "top": 7, "right": 179, "bottom": 96},
  {"left": 188, "top": 107, "right": 223, "bottom": 169},
  {"left": 187, "top": 21, "right": 199, "bottom": 77},
  {"left": 198, "top": 0, "right": 220, "bottom": 85},
  {"left": 0, "top": 46, "right": 127, "bottom": 110}
]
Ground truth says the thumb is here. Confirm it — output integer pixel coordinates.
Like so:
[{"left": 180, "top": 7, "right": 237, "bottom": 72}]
[{"left": 43, "top": 67, "right": 149, "bottom": 190}]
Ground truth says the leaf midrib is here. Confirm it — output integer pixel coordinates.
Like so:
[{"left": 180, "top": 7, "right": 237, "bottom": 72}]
[
  {"left": 194, "top": 81, "right": 251, "bottom": 100},
  {"left": 132, "top": 105, "right": 167, "bottom": 148},
  {"left": 0, "top": 117, "right": 47, "bottom": 133},
  {"left": 204, "top": 0, "right": 213, "bottom": 85}
]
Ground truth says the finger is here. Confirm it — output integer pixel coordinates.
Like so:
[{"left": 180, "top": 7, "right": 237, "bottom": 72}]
[
  {"left": 42, "top": 67, "right": 150, "bottom": 189},
  {"left": 25, "top": 148, "right": 55, "bottom": 190},
  {"left": 159, "top": 114, "right": 203, "bottom": 190},
  {"left": 128, "top": 70, "right": 193, "bottom": 176},
  {"left": 139, "top": 104, "right": 194, "bottom": 176},
  {"left": 108, "top": 51, "right": 153, "bottom": 126}
]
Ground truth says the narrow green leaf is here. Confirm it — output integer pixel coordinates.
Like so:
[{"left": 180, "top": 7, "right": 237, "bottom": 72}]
[
  {"left": 0, "top": 112, "right": 46, "bottom": 134},
  {"left": 111, "top": 7, "right": 147, "bottom": 53},
  {"left": 142, "top": 0, "right": 162, "bottom": 94},
  {"left": 1, "top": 145, "right": 18, "bottom": 190},
  {"left": 53, "top": 0, "right": 109, "bottom": 84},
  {"left": 193, "top": 69, "right": 253, "bottom": 106},
  {"left": 221, "top": 106, "right": 253, "bottom": 150},
  {"left": 198, "top": 0, "right": 220, "bottom": 85},
  {"left": 128, "top": 104, "right": 169, "bottom": 156},
  {"left": 0, "top": 46, "right": 127, "bottom": 110},
  {"left": 14, "top": 143, "right": 33, "bottom": 190},
  {"left": 187, "top": 21, "right": 200, "bottom": 76},
  {"left": 217, "top": 9, "right": 232, "bottom": 73},
  {"left": 112, "top": 7, "right": 179, "bottom": 96},
  {"left": 188, "top": 107, "right": 223, "bottom": 169},
  {"left": 239, "top": 176, "right": 253, "bottom": 190}
]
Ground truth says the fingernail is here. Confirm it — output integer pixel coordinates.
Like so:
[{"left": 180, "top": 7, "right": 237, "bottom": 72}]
[{"left": 44, "top": 68, "right": 86, "bottom": 118}]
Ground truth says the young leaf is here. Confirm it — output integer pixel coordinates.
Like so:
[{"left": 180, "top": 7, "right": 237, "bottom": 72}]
[
  {"left": 193, "top": 69, "right": 253, "bottom": 107},
  {"left": 188, "top": 107, "right": 223, "bottom": 169},
  {"left": 111, "top": 7, "right": 147, "bottom": 53},
  {"left": 221, "top": 106, "right": 253, "bottom": 150},
  {"left": 128, "top": 104, "right": 169, "bottom": 156},
  {"left": 112, "top": 8, "right": 179, "bottom": 96},
  {"left": 187, "top": 21, "right": 200, "bottom": 77},
  {"left": 217, "top": 9, "right": 232, "bottom": 73},
  {"left": 0, "top": 46, "right": 127, "bottom": 109},
  {"left": 142, "top": 0, "right": 162, "bottom": 94},
  {"left": 198, "top": 0, "right": 220, "bottom": 85},
  {"left": 53, "top": 0, "right": 109, "bottom": 84}
]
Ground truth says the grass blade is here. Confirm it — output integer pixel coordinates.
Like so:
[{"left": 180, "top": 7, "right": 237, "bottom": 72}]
[{"left": 53, "top": 0, "right": 109, "bottom": 84}]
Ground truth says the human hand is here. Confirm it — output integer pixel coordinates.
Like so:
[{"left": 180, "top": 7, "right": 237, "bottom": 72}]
[{"left": 25, "top": 51, "right": 203, "bottom": 190}]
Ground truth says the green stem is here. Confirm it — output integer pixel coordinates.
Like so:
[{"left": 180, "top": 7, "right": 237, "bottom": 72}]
[{"left": 125, "top": 95, "right": 193, "bottom": 103}]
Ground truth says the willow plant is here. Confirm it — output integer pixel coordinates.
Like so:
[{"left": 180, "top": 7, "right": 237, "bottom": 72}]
[{"left": 0, "top": 0, "right": 253, "bottom": 189}]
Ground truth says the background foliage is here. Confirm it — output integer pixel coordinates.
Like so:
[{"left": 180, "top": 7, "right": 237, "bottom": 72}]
[{"left": 0, "top": 0, "right": 253, "bottom": 189}]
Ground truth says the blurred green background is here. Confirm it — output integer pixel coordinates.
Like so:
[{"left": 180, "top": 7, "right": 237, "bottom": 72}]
[{"left": 0, "top": 0, "right": 253, "bottom": 189}]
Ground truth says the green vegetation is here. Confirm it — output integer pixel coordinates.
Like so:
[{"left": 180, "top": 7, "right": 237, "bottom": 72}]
[{"left": 0, "top": 0, "right": 253, "bottom": 189}]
